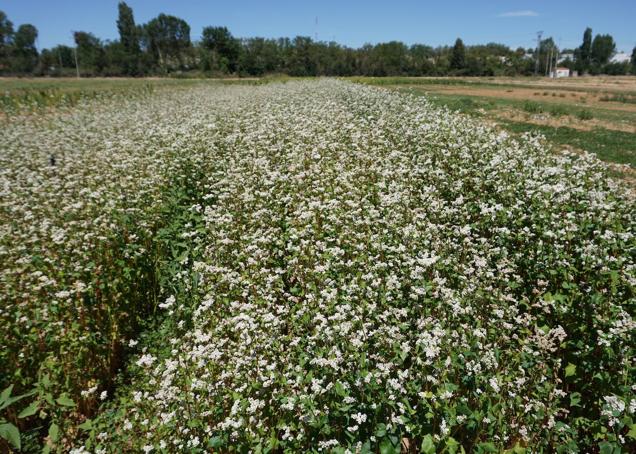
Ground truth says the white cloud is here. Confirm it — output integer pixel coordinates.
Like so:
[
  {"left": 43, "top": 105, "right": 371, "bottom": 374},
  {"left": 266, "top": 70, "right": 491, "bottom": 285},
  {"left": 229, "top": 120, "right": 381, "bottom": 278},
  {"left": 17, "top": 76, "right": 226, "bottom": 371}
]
[{"left": 498, "top": 10, "right": 539, "bottom": 18}]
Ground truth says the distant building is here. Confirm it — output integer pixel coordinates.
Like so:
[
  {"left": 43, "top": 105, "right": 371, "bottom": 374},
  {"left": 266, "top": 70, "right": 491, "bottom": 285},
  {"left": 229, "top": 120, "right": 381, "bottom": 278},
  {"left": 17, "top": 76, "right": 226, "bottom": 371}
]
[
  {"left": 550, "top": 67, "right": 570, "bottom": 78},
  {"left": 610, "top": 52, "right": 631, "bottom": 64},
  {"left": 557, "top": 53, "right": 575, "bottom": 63}
]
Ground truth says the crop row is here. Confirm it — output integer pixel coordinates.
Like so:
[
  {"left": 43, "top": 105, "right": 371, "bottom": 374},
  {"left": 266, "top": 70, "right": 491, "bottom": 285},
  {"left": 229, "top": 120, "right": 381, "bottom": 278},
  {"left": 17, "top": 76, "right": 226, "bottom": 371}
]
[{"left": 62, "top": 81, "right": 636, "bottom": 452}]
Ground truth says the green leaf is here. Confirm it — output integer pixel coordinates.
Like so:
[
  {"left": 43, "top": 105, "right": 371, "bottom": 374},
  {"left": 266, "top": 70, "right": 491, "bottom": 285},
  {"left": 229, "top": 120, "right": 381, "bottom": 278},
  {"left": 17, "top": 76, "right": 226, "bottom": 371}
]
[
  {"left": 477, "top": 442, "right": 498, "bottom": 453},
  {"left": 48, "top": 423, "right": 60, "bottom": 443},
  {"left": 379, "top": 438, "right": 399, "bottom": 454},
  {"left": 598, "top": 441, "right": 620, "bottom": 454},
  {"left": 0, "top": 395, "right": 27, "bottom": 411},
  {"left": 421, "top": 434, "right": 436, "bottom": 454},
  {"left": 0, "top": 423, "right": 21, "bottom": 450},
  {"left": 56, "top": 394, "right": 76, "bottom": 407},
  {"left": 18, "top": 400, "right": 39, "bottom": 418},
  {"left": 627, "top": 424, "right": 636, "bottom": 440},
  {"left": 78, "top": 419, "right": 93, "bottom": 431},
  {"left": 446, "top": 437, "right": 460, "bottom": 454},
  {"left": 511, "top": 444, "right": 527, "bottom": 454},
  {"left": 569, "top": 392, "right": 581, "bottom": 407},
  {"left": 208, "top": 436, "right": 224, "bottom": 448},
  {"left": 0, "top": 385, "right": 13, "bottom": 404},
  {"left": 565, "top": 363, "right": 576, "bottom": 378}
]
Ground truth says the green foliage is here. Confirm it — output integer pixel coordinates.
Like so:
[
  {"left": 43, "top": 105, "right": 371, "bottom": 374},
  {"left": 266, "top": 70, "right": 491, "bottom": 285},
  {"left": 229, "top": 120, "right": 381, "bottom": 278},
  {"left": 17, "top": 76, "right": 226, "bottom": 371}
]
[
  {"left": 0, "top": 7, "right": 624, "bottom": 78},
  {"left": 500, "top": 121, "right": 636, "bottom": 167},
  {"left": 591, "top": 34, "right": 616, "bottom": 65},
  {"left": 450, "top": 38, "right": 466, "bottom": 72},
  {"left": 200, "top": 26, "right": 239, "bottom": 73},
  {"left": 0, "top": 81, "right": 156, "bottom": 114},
  {"left": 11, "top": 23, "right": 38, "bottom": 72},
  {"left": 0, "top": 423, "right": 20, "bottom": 450},
  {"left": 549, "top": 104, "right": 568, "bottom": 117},
  {"left": 0, "top": 384, "right": 37, "bottom": 450},
  {"left": 523, "top": 100, "right": 543, "bottom": 113},
  {"left": 74, "top": 31, "right": 106, "bottom": 75},
  {"left": 116, "top": 1, "right": 141, "bottom": 75},
  {"left": 0, "top": 82, "right": 220, "bottom": 450},
  {"left": 576, "top": 27, "right": 593, "bottom": 72},
  {"left": 0, "top": 10, "right": 13, "bottom": 68},
  {"left": 143, "top": 13, "right": 191, "bottom": 72},
  {"left": 599, "top": 93, "right": 636, "bottom": 104}
]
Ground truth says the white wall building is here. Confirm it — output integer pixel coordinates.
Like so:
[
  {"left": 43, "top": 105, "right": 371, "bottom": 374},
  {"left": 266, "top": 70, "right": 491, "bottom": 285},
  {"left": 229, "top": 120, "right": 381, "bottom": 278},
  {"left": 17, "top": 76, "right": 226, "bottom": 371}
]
[{"left": 551, "top": 67, "right": 570, "bottom": 78}]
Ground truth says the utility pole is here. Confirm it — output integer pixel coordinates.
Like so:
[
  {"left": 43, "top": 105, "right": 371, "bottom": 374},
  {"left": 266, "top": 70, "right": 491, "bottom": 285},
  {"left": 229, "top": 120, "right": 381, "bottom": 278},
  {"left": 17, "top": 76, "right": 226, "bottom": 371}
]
[
  {"left": 314, "top": 16, "right": 318, "bottom": 42},
  {"left": 535, "top": 31, "right": 543, "bottom": 75}
]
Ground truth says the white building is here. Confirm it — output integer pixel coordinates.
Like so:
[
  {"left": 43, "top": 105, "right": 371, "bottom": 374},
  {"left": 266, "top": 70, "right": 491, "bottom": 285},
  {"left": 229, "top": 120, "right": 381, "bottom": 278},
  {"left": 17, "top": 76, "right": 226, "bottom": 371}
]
[
  {"left": 610, "top": 52, "right": 631, "bottom": 64},
  {"left": 557, "top": 53, "right": 575, "bottom": 63},
  {"left": 551, "top": 67, "right": 570, "bottom": 78}
]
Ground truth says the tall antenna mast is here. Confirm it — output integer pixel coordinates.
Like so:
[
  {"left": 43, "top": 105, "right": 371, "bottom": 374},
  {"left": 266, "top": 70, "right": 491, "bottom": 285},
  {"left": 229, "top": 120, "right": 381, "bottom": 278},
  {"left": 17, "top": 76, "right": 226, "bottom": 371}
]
[{"left": 315, "top": 16, "right": 318, "bottom": 42}]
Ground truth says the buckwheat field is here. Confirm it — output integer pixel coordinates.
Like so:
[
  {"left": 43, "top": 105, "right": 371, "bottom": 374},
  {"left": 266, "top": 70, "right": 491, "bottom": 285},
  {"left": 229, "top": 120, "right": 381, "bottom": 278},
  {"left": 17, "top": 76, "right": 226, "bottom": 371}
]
[{"left": 1, "top": 80, "right": 635, "bottom": 453}]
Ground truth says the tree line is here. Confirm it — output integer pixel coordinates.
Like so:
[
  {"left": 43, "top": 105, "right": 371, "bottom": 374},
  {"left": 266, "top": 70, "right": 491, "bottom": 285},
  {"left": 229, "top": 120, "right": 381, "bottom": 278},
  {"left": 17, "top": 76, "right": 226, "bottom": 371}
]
[{"left": 1, "top": 4, "right": 635, "bottom": 77}]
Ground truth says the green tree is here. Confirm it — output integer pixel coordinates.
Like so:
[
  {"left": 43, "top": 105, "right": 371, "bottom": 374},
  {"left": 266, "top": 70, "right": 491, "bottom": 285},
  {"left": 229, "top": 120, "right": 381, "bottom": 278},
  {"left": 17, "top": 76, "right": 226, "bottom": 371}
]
[
  {"left": 408, "top": 44, "right": 435, "bottom": 76},
  {"left": 631, "top": 46, "right": 636, "bottom": 75},
  {"left": 450, "top": 38, "right": 466, "bottom": 72},
  {"left": 201, "top": 26, "right": 239, "bottom": 73},
  {"left": 143, "top": 14, "right": 191, "bottom": 72},
  {"left": 238, "top": 37, "right": 281, "bottom": 76},
  {"left": 117, "top": 1, "right": 141, "bottom": 74},
  {"left": 12, "top": 24, "right": 38, "bottom": 72},
  {"left": 367, "top": 41, "right": 408, "bottom": 76},
  {"left": 590, "top": 34, "right": 615, "bottom": 65},
  {"left": 287, "top": 36, "right": 318, "bottom": 76},
  {"left": 74, "top": 31, "right": 106, "bottom": 75},
  {"left": 38, "top": 45, "right": 74, "bottom": 75},
  {"left": 0, "top": 11, "right": 14, "bottom": 71},
  {"left": 580, "top": 28, "right": 592, "bottom": 64}
]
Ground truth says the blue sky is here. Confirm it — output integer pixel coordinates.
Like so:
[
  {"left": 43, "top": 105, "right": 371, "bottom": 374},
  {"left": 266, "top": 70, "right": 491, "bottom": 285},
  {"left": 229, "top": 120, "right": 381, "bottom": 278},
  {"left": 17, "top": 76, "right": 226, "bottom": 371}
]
[{"left": 2, "top": 1, "right": 635, "bottom": 53}]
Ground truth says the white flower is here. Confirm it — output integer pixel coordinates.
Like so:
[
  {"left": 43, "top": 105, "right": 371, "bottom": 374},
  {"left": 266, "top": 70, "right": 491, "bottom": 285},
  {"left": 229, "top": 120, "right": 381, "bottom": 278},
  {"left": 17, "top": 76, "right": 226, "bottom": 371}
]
[
  {"left": 159, "top": 295, "right": 175, "bottom": 309},
  {"left": 136, "top": 354, "right": 155, "bottom": 368}
]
